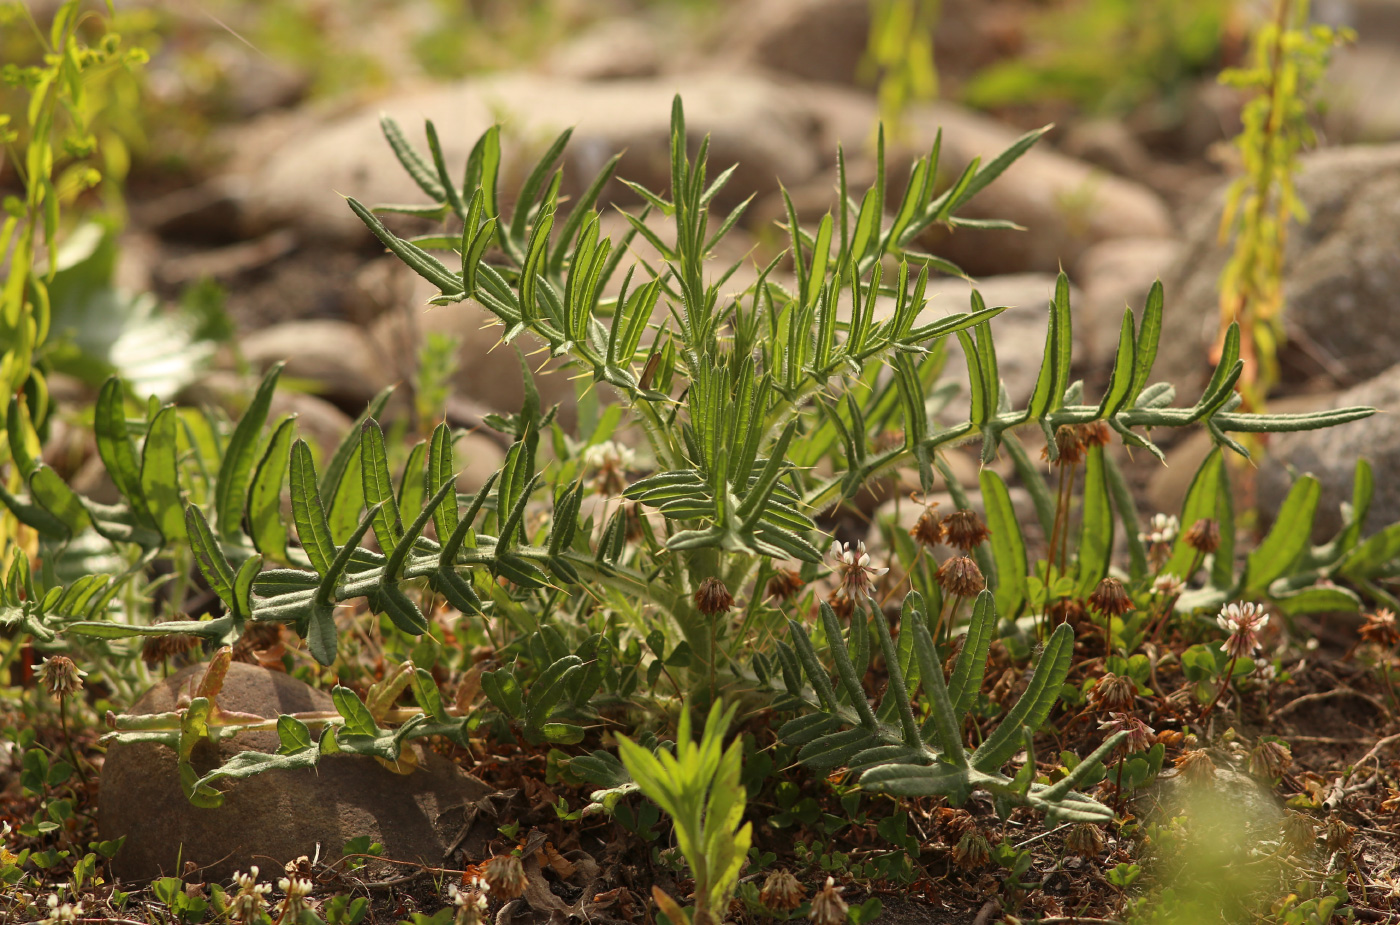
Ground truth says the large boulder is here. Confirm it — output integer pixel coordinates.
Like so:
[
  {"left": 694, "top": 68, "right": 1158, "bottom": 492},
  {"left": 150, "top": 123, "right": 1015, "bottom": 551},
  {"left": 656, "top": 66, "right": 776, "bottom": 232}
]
[
  {"left": 1257, "top": 364, "right": 1400, "bottom": 540},
  {"left": 1074, "top": 237, "right": 1182, "bottom": 368},
  {"left": 240, "top": 319, "right": 396, "bottom": 414},
  {"left": 1159, "top": 144, "right": 1400, "bottom": 392},
  {"left": 99, "top": 662, "right": 492, "bottom": 884},
  {"left": 233, "top": 71, "right": 822, "bottom": 243},
  {"left": 722, "top": 0, "right": 1022, "bottom": 95},
  {"left": 786, "top": 86, "right": 1175, "bottom": 277}
]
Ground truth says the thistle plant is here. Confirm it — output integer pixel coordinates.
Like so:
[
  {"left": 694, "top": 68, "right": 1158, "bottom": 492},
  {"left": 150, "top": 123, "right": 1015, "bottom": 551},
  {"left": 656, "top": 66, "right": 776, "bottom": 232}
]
[{"left": 0, "top": 96, "right": 1379, "bottom": 822}]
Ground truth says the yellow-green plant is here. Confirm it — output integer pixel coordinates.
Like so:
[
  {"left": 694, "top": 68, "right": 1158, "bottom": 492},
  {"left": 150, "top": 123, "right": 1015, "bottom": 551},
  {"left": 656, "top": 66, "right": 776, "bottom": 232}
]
[
  {"left": 864, "top": 0, "right": 940, "bottom": 132},
  {"left": 1216, "top": 0, "right": 1351, "bottom": 406},
  {"left": 617, "top": 702, "right": 751, "bottom": 925},
  {"left": 0, "top": 0, "right": 146, "bottom": 565}
]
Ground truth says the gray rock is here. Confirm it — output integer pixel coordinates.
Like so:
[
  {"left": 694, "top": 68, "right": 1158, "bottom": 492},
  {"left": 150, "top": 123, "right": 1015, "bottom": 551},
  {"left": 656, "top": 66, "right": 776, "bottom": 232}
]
[
  {"left": 791, "top": 87, "right": 1175, "bottom": 276},
  {"left": 234, "top": 71, "right": 821, "bottom": 242},
  {"left": 368, "top": 296, "right": 579, "bottom": 424},
  {"left": 1074, "top": 237, "right": 1182, "bottom": 368},
  {"left": 240, "top": 319, "right": 394, "bottom": 413},
  {"left": 99, "top": 662, "right": 493, "bottom": 883},
  {"left": 723, "top": 0, "right": 1017, "bottom": 94},
  {"left": 1258, "top": 364, "right": 1400, "bottom": 539},
  {"left": 544, "top": 18, "right": 666, "bottom": 80},
  {"left": 923, "top": 274, "right": 1085, "bottom": 419},
  {"left": 180, "top": 370, "right": 358, "bottom": 455},
  {"left": 1137, "top": 766, "right": 1284, "bottom": 843},
  {"left": 1160, "top": 143, "right": 1400, "bottom": 392},
  {"left": 1322, "top": 45, "right": 1400, "bottom": 143}
]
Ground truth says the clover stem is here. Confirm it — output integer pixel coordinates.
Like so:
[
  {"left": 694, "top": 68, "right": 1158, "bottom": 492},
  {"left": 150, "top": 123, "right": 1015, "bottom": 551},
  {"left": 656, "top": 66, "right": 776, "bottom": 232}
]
[{"left": 1200, "top": 653, "right": 1240, "bottom": 720}]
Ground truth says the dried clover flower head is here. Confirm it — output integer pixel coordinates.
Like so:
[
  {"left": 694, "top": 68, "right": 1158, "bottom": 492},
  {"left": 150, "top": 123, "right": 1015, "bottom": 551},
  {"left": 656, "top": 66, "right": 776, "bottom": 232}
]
[
  {"left": 766, "top": 568, "right": 805, "bottom": 601},
  {"left": 1049, "top": 425, "right": 1086, "bottom": 466},
  {"left": 936, "top": 556, "right": 986, "bottom": 598},
  {"left": 1139, "top": 513, "right": 1179, "bottom": 546},
  {"left": 760, "top": 869, "right": 805, "bottom": 911},
  {"left": 1184, "top": 518, "right": 1220, "bottom": 554},
  {"left": 1064, "top": 823, "right": 1105, "bottom": 858},
  {"left": 953, "top": 831, "right": 992, "bottom": 870},
  {"left": 1089, "top": 673, "right": 1137, "bottom": 713},
  {"left": 1248, "top": 739, "right": 1292, "bottom": 780},
  {"left": 808, "top": 877, "right": 848, "bottom": 925},
  {"left": 141, "top": 633, "right": 201, "bottom": 668},
  {"left": 941, "top": 509, "right": 991, "bottom": 552},
  {"left": 1088, "top": 577, "right": 1132, "bottom": 617},
  {"left": 1174, "top": 748, "right": 1217, "bottom": 784},
  {"left": 693, "top": 577, "right": 734, "bottom": 616},
  {"left": 829, "top": 540, "right": 888, "bottom": 600},
  {"left": 1324, "top": 817, "right": 1354, "bottom": 853},
  {"left": 1099, "top": 712, "right": 1155, "bottom": 754},
  {"left": 37, "top": 656, "right": 85, "bottom": 700},
  {"left": 484, "top": 855, "right": 527, "bottom": 901},
  {"left": 229, "top": 868, "right": 272, "bottom": 923},
  {"left": 910, "top": 505, "right": 944, "bottom": 548},
  {"left": 1361, "top": 608, "right": 1400, "bottom": 648},
  {"left": 1216, "top": 602, "right": 1269, "bottom": 659},
  {"left": 1281, "top": 812, "right": 1318, "bottom": 854}
]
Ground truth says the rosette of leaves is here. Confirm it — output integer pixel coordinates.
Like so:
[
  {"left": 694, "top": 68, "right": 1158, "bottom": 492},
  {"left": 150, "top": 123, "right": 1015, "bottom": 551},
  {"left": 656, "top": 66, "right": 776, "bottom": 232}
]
[{"left": 765, "top": 591, "right": 1123, "bottom": 823}]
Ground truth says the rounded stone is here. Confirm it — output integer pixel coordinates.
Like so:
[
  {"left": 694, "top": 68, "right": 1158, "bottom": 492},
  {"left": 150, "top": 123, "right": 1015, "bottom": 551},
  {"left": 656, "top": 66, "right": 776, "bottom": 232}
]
[{"left": 99, "top": 662, "right": 491, "bottom": 884}]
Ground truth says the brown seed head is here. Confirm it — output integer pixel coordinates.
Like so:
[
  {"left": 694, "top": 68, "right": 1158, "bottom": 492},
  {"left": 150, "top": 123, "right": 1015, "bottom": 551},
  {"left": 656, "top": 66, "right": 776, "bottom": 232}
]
[
  {"left": 1089, "top": 673, "right": 1137, "bottom": 713},
  {"left": 1184, "top": 518, "right": 1221, "bottom": 554},
  {"left": 1052, "top": 425, "right": 1086, "bottom": 466},
  {"left": 766, "top": 568, "right": 805, "bottom": 602},
  {"left": 760, "top": 869, "right": 805, "bottom": 912},
  {"left": 1099, "top": 712, "right": 1155, "bottom": 754},
  {"left": 142, "top": 633, "right": 202, "bottom": 668},
  {"left": 808, "top": 877, "right": 848, "bottom": 925},
  {"left": 1078, "top": 421, "right": 1112, "bottom": 448},
  {"left": 1088, "top": 577, "right": 1132, "bottom": 617},
  {"left": 1280, "top": 812, "right": 1318, "bottom": 854},
  {"left": 484, "top": 854, "right": 527, "bottom": 901},
  {"left": 952, "top": 832, "right": 991, "bottom": 870},
  {"left": 1064, "top": 823, "right": 1105, "bottom": 859},
  {"left": 936, "top": 556, "right": 986, "bottom": 598},
  {"left": 1383, "top": 788, "right": 1400, "bottom": 813},
  {"left": 1048, "top": 596, "right": 1086, "bottom": 626},
  {"left": 1248, "top": 739, "right": 1292, "bottom": 780},
  {"left": 1361, "top": 608, "right": 1400, "bottom": 648},
  {"left": 910, "top": 506, "right": 944, "bottom": 548},
  {"left": 1324, "top": 818, "right": 1354, "bottom": 853},
  {"left": 1174, "top": 748, "right": 1217, "bottom": 784},
  {"left": 694, "top": 577, "right": 734, "bottom": 616},
  {"left": 38, "top": 655, "right": 85, "bottom": 701},
  {"left": 941, "top": 509, "right": 991, "bottom": 552}
]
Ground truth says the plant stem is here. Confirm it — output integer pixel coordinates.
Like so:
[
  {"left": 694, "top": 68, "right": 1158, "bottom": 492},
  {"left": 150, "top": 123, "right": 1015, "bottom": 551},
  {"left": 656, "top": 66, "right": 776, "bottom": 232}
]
[
  {"left": 1200, "top": 654, "right": 1239, "bottom": 720},
  {"left": 59, "top": 695, "right": 89, "bottom": 789}
]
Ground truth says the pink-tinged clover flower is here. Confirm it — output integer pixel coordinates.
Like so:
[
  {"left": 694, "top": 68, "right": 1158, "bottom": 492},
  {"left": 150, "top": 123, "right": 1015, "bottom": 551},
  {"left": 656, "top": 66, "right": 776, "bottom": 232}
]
[
  {"left": 1098, "top": 712, "right": 1155, "bottom": 754},
  {"left": 1217, "top": 602, "right": 1269, "bottom": 659},
  {"left": 829, "top": 540, "right": 888, "bottom": 600}
]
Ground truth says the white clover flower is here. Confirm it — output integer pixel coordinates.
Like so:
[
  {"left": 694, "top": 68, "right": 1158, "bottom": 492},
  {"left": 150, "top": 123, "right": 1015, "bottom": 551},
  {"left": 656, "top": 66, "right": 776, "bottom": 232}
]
[
  {"left": 581, "top": 440, "right": 636, "bottom": 495},
  {"left": 1217, "top": 601, "right": 1269, "bottom": 659},
  {"left": 1139, "top": 513, "right": 1179, "bottom": 546},
  {"left": 277, "top": 876, "right": 313, "bottom": 920},
  {"left": 1151, "top": 573, "right": 1185, "bottom": 597},
  {"left": 40, "top": 894, "right": 83, "bottom": 925},
  {"left": 229, "top": 867, "right": 272, "bottom": 922},
  {"left": 450, "top": 880, "right": 491, "bottom": 925},
  {"left": 828, "top": 540, "right": 888, "bottom": 600}
]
